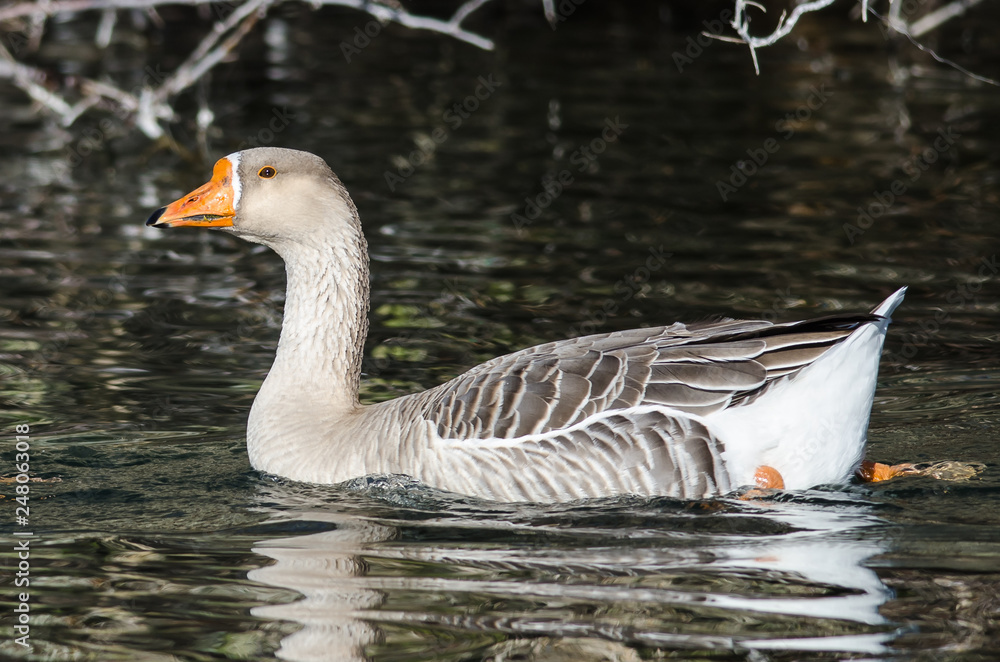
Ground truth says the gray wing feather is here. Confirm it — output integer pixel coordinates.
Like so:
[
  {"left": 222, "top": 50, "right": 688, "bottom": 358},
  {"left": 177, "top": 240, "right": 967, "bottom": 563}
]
[
  {"left": 419, "top": 312, "right": 878, "bottom": 441},
  {"left": 431, "top": 409, "right": 730, "bottom": 501},
  {"left": 648, "top": 360, "right": 765, "bottom": 390}
]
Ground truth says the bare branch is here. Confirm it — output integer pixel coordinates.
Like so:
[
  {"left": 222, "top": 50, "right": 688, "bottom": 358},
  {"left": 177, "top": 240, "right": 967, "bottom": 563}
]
[
  {"left": 132, "top": 3, "right": 268, "bottom": 137},
  {"left": 887, "top": 0, "right": 904, "bottom": 33},
  {"left": 154, "top": 0, "right": 272, "bottom": 101},
  {"left": 702, "top": 32, "right": 746, "bottom": 45},
  {"left": 452, "top": 0, "right": 494, "bottom": 27},
  {"left": 95, "top": 8, "right": 118, "bottom": 47},
  {"left": 81, "top": 78, "right": 139, "bottom": 110},
  {"left": 863, "top": 1, "right": 998, "bottom": 86},
  {"left": 542, "top": 0, "right": 556, "bottom": 28},
  {"left": 909, "top": 0, "right": 984, "bottom": 37},
  {"left": 0, "top": 0, "right": 206, "bottom": 23},
  {"left": 313, "top": 0, "right": 495, "bottom": 50},
  {"left": 728, "top": 0, "right": 993, "bottom": 85},
  {"left": 0, "top": 42, "right": 75, "bottom": 118},
  {"left": 729, "top": 0, "right": 838, "bottom": 74},
  {"left": 0, "top": 0, "right": 495, "bottom": 47},
  {"left": 0, "top": 0, "right": 497, "bottom": 138}
]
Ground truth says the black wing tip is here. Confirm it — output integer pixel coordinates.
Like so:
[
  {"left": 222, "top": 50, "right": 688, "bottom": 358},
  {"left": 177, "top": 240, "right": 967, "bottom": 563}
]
[{"left": 788, "top": 312, "right": 882, "bottom": 332}]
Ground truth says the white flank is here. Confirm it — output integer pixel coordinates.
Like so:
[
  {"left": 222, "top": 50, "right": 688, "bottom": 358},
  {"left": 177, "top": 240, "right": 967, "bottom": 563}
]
[{"left": 708, "top": 287, "right": 907, "bottom": 490}]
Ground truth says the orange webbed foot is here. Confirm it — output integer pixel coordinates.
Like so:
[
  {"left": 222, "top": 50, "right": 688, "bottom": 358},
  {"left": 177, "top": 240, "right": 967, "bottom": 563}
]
[
  {"left": 754, "top": 465, "right": 785, "bottom": 489},
  {"left": 856, "top": 460, "right": 921, "bottom": 483},
  {"left": 739, "top": 465, "right": 785, "bottom": 501},
  {"left": 858, "top": 459, "right": 985, "bottom": 483}
]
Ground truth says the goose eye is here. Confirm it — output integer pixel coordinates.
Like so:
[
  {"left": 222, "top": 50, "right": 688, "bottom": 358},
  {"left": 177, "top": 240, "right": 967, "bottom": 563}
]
[{"left": 258, "top": 166, "right": 276, "bottom": 179}]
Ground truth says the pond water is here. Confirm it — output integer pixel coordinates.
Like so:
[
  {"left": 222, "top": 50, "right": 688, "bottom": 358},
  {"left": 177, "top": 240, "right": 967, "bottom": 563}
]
[{"left": 2, "top": 3, "right": 999, "bottom": 660}]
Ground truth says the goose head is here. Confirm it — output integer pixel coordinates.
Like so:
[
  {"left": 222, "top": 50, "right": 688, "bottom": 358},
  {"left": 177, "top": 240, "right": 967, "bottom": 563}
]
[{"left": 146, "top": 147, "right": 361, "bottom": 254}]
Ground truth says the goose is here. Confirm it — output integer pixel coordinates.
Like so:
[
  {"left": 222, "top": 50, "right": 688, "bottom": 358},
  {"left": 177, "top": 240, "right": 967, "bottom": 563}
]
[{"left": 146, "top": 147, "right": 910, "bottom": 502}]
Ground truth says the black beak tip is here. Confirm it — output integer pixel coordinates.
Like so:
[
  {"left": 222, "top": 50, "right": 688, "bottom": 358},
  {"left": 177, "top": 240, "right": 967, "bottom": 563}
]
[{"left": 146, "top": 207, "right": 167, "bottom": 227}]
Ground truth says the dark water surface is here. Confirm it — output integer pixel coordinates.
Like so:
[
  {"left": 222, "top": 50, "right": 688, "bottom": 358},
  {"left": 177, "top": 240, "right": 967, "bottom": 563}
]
[{"left": 2, "top": 4, "right": 1000, "bottom": 660}]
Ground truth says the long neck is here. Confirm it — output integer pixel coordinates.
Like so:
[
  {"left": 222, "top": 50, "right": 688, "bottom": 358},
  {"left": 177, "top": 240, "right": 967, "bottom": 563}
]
[{"left": 269, "top": 234, "right": 370, "bottom": 412}]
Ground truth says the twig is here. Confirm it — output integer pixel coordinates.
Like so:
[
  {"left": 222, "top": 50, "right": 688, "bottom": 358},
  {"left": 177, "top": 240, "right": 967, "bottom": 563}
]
[
  {"left": 26, "top": 0, "right": 50, "bottom": 52},
  {"left": 0, "top": 0, "right": 495, "bottom": 48},
  {"left": 863, "top": 2, "right": 998, "bottom": 86},
  {"left": 314, "top": 0, "right": 495, "bottom": 50},
  {"left": 0, "top": 0, "right": 207, "bottom": 22},
  {"left": 0, "top": 35, "right": 140, "bottom": 126},
  {"left": 147, "top": 6, "right": 262, "bottom": 130},
  {"left": 181, "top": 0, "right": 272, "bottom": 68},
  {"left": 153, "top": 0, "right": 272, "bottom": 101},
  {"left": 730, "top": 0, "right": 838, "bottom": 74},
  {"left": 0, "top": 41, "right": 74, "bottom": 118},
  {"left": 887, "top": 0, "right": 904, "bottom": 32},
  {"left": 452, "top": 0, "right": 493, "bottom": 27},
  {"left": 81, "top": 78, "right": 139, "bottom": 110},
  {"left": 542, "top": 0, "right": 556, "bottom": 28},
  {"left": 729, "top": 0, "right": 992, "bottom": 84},
  {"left": 909, "top": 0, "right": 984, "bottom": 37},
  {"left": 95, "top": 8, "right": 117, "bottom": 47},
  {"left": 0, "top": 0, "right": 497, "bottom": 137}
]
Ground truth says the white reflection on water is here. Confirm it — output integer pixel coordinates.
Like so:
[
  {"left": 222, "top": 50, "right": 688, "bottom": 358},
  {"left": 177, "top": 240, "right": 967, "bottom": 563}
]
[
  {"left": 250, "top": 512, "right": 395, "bottom": 662},
  {"left": 711, "top": 496, "right": 893, "bottom": 625},
  {"left": 248, "top": 488, "right": 901, "bottom": 661}
]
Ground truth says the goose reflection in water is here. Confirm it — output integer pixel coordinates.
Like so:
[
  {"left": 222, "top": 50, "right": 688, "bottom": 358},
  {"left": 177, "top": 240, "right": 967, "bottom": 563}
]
[{"left": 247, "top": 483, "right": 904, "bottom": 661}]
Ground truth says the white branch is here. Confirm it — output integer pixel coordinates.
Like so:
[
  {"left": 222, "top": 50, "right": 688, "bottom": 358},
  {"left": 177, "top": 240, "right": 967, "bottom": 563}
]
[
  {"left": 0, "top": 0, "right": 497, "bottom": 138},
  {"left": 153, "top": 0, "right": 272, "bottom": 103},
  {"left": 730, "top": 0, "right": 838, "bottom": 74},
  {"left": 314, "top": 0, "right": 494, "bottom": 50},
  {"left": 0, "top": 37, "right": 83, "bottom": 121},
  {"left": 910, "top": 0, "right": 984, "bottom": 37},
  {"left": 887, "top": 0, "right": 904, "bottom": 32},
  {"left": 95, "top": 8, "right": 118, "bottom": 47},
  {"left": 0, "top": 0, "right": 207, "bottom": 22},
  {"left": 542, "top": 0, "right": 556, "bottom": 28},
  {"left": 0, "top": 0, "right": 495, "bottom": 47},
  {"left": 863, "top": 0, "right": 998, "bottom": 86},
  {"left": 0, "top": 57, "right": 74, "bottom": 118}
]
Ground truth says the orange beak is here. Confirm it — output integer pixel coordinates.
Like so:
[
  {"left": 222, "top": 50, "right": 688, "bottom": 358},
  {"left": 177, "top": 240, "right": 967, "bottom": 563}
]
[{"left": 146, "top": 158, "right": 236, "bottom": 228}]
